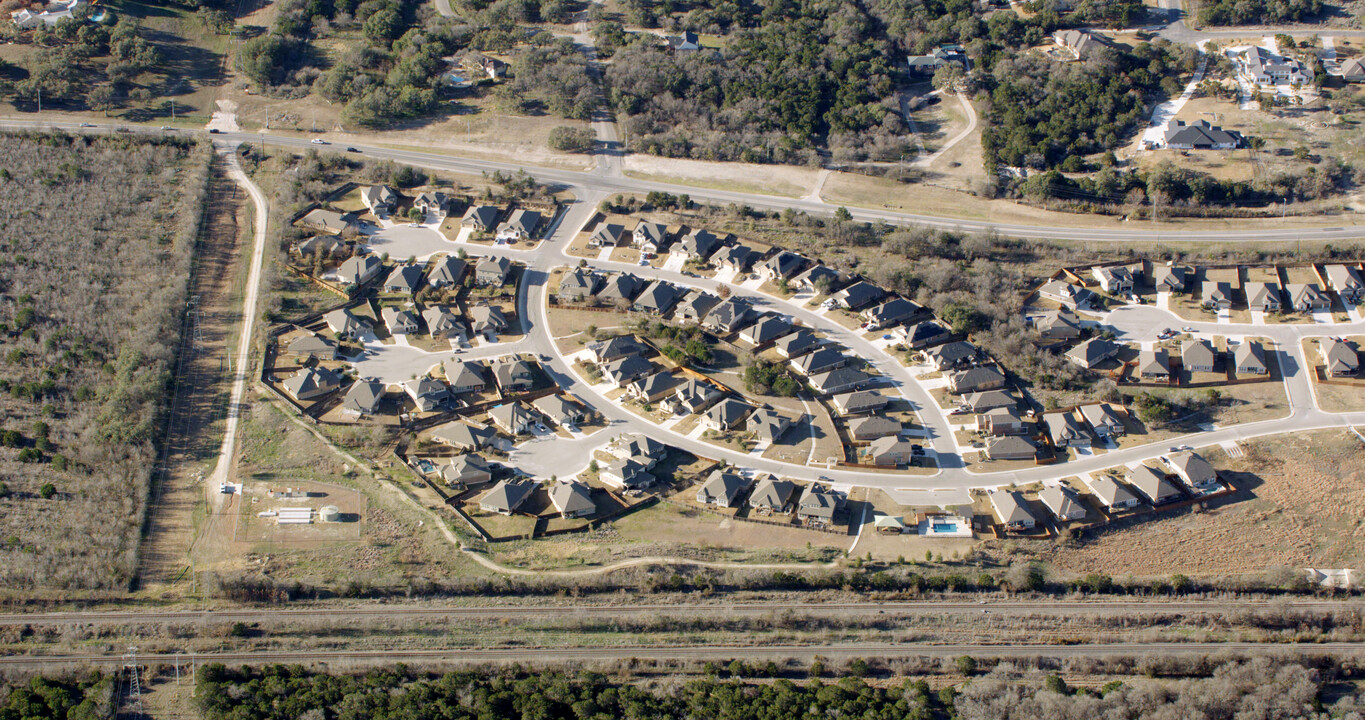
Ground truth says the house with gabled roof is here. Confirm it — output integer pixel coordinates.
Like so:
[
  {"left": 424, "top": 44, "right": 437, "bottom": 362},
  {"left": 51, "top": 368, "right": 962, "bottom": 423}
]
[
  {"left": 288, "top": 333, "right": 338, "bottom": 362},
  {"left": 1150, "top": 264, "right": 1187, "bottom": 293},
  {"left": 427, "top": 255, "right": 467, "bottom": 288},
  {"left": 1139, "top": 349, "right": 1171, "bottom": 379},
  {"left": 360, "top": 185, "right": 398, "bottom": 214},
  {"left": 442, "top": 454, "right": 492, "bottom": 486},
  {"left": 756, "top": 251, "right": 807, "bottom": 282},
  {"left": 475, "top": 256, "right": 512, "bottom": 286},
  {"left": 1182, "top": 339, "right": 1217, "bottom": 373},
  {"left": 325, "top": 308, "right": 372, "bottom": 341},
  {"left": 1321, "top": 337, "right": 1359, "bottom": 377},
  {"left": 633, "top": 220, "right": 669, "bottom": 253},
  {"left": 282, "top": 366, "right": 341, "bottom": 402},
  {"left": 1245, "top": 281, "right": 1282, "bottom": 312},
  {"left": 662, "top": 378, "right": 723, "bottom": 415},
  {"left": 984, "top": 435, "right": 1037, "bottom": 461},
  {"left": 1053, "top": 28, "right": 1101, "bottom": 59},
  {"left": 850, "top": 415, "right": 902, "bottom": 441},
  {"left": 747, "top": 407, "right": 793, "bottom": 443},
  {"left": 550, "top": 481, "right": 596, "bottom": 518},
  {"left": 1163, "top": 120, "right": 1245, "bottom": 150},
  {"left": 461, "top": 205, "right": 500, "bottom": 231},
  {"left": 867, "top": 436, "right": 918, "bottom": 466},
  {"left": 831, "top": 389, "right": 887, "bottom": 416},
  {"left": 701, "top": 298, "right": 754, "bottom": 333},
  {"left": 595, "top": 273, "right": 644, "bottom": 305},
  {"left": 479, "top": 478, "right": 536, "bottom": 515},
  {"left": 1167, "top": 450, "right": 1218, "bottom": 491},
  {"left": 703, "top": 398, "right": 752, "bottom": 432},
  {"left": 1288, "top": 283, "right": 1331, "bottom": 312},
  {"left": 714, "top": 245, "right": 756, "bottom": 273},
  {"left": 632, "top": 280, "right": 682, "bottom": 315},
  {"left": 1035, "top": 308, "right": 1082, "bottom": 340},
  {"left": 608, "top": 433, "right": 666, "bottom": 465},
  {"left": 557, "top": 267, "right": 600, "bottom": 302},
  {"left": 989, "top": 491, "right": 1035, "bottom": 530},
  {"left": 1039, "top": 486, "right": 1086, "bottom": 522},
  {"left": 739, "top": 315, "right": 792, "bottom": 345},
  {"left": 862, "top": 297, "right": 921, "bottom": 329},
  {"left": 627, "top": 372, "right": 680, "bottom": 403},
  {"left": 796, "top": 483, "right": 843, "bottom": 524},
  {"left": 532, "top": 394, "right": 586, "bottom": 427},
  {"left": 495, "top": 208, "right": 541, "bottom": 241},
  {"left": 430, "top": 421, "right": 496, "bottom": 451},
  {"left": 774, "top": 330, "right": 820, "bottom": 358},
  {"left": 470, "top": 305, "right": 508, "bottom": 336},
  {"left": 589, "top": 222, "right": 627, "bottom": 248},
  {"left": 696, "top": 470, "right": 751, "bottom": 507},
  {"left": 601, "top": 457, "right": 655, "bottom": 489},
  {"left": 423, "top": 306, "right": 466, "bottom": 341},
  {"left": 963, "top": 389, "right": 1015, "bottom": 413},
  {"left": 587, "top": 335, "right": 645, "bottom": 364},
  {"left": 748, "top": 476, "right": 797, "bottom": 514},
  {"left": 1079, "top": 403, "right": 1125, "bottom": 438},
  {"left": 488, "top": 402, "right": 539, "bottom": 435},
  {"left": 381, "top": 306, "right": 420, "bottom": 336},
  {"left": 672, "top": 229, "right": 722, "bottom": 260},
  {"left": 341, "top": 380, "right": 385, "bottom": 416},
  {"left": 443, "top": 360, "right": 488, "bottom": 394},
  {"left": 492, "top": 358, "right": 536, "bottom": 392},
  {"left": 602, "top": 355, "right": 654, "bottom": 387},
  {"left": 946, "top": 366, "right": 1005, "bottom": 394},
  {"left": 1086, "top": 474, "right": 1139, "bottom": 510},
  {"left": 1038, "top": 280, "right": 1095, "bottom": 309},
  {"left": 414, "top": 191, "right": 452, "bottom": 218},
  {"left": 792, "top": 265, "right": 843, "bottom": 293},
  {"left": 1201, "top": 281, "right": 1234, "bottom": 310},
  {"left": 403, "top": 377, "right": 451, "bottom": 412},
  {"left": 791, "top": 346, "right": 847, "bottom": 376},
  {"left": 1234, "top": 340, "right": 1267, "bottom": 375},
  {"left": 1092, "top": 265, "right": 1136, "bottom": 294},
  {"left": 975, "top": 406, "right": 1027, "bottom": 436},
  {"left": 326, "top": 255, "right": 384, "bottom": 286},
  {"left": 1128, "top": 464, "right": 1181, "bottom": 505},
  {"left": 1325, "top": 264, "right": 1365, "bottom": 304},
  {"left": 675, "top": 292, "right": 721, "bottom": 324},
  {"left": 832, "top": 281, "right": 884, "bottom": 310},
  {"left": 1044, "top": 411, "right": 1091, "bottom": 448},
  {"left": 810, "top": 366, "right": 868, "bottom": 395}
]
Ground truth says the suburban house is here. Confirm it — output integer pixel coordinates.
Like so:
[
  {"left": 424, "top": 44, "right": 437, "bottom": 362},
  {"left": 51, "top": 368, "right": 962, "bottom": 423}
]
[
  {"left": 1035, "top": 308, "right": 1082, "bottom": 340},
  {"left": 1053, "top": 28, "right": 1101, "bottom": 59},
  {"left": 1231, "top": 45, "right": 1312, "bottom": 87},
  {"left": 589, "top": 223, "right": 627, "bottom": 248},
  {"left": 11, "top": 0, "right": 88, "bottom": 29},
  {"left": 791, "top": 265, "right": 843, "bottom": 293},
  {"left": 479, "top": 479, "right": 536, "bottom": 515},
  {"left": 832, "top": 281, "right": 884, "bottom": 311},
  {"left": 633, "top": 221, "right": 669, "bottom": 253},
  {"left": 866, "top": 436, "right": 918, "bottom": 466},
  {"left": 1065, "top": 337, "right": 1120, "bottom": 369},
  {"left": 701, "top": 298, "right": 754, "bottom": 333},
  {"left": 989, "top": 491, "right": 1036, "bottom": 531},
  {"left": 627, "top": 372, "right": 680, "bottom": 403},
  {"left": 1288, "top": 283, "right": 1331, "bottom": 312},
  {"left": 632, "top": 280, "right": 682, "bottom": 315},
  {"left": 1129, "top": 464, "right": 1182, "bottom": 505},
  {"left": 608, "top": 433, "right": 666, "bottom": 466},
  {"left": 675, "top": 292, "right": 721, "bottom": 324},
  {"left": 383, "top": 265, "right": 423, "bottom": 295},
  {"left": 946, "top": 366, "right": 1005, "bottom": 394},
  {"left": 495, "top": 208, "right": 541, "bottom": 241},
  {"left": 851, "top": 416, "right": 902, "bottom": 441},
  {"left": 906, "top": 44, "right": 968, "bottom": 74},
  {"left": 492, "top": 358, "right": 536, "bottom": 392},
  {"left": 809, "top": 366, "right": 869, "bottom": 395},
  {"left": 326, "top": 255, "right": 384, "bottom": 286},
  {"left": 984, "top": 435, "right": 1037, "bottom": 461},
  {"left": 1092, "top": 265, "right": 1135, "bottom": 294},
  {"left": 1182, "top": 339, "right": 1217, "bottom": 373},
  {"left": 430, "top": 421, "right": 496, "bottom": 451},
  {"left": 975, "top": 406, "right": 1027, "bottom": 436},
  {"left": 298, "top": 208, "right": 358, "bottom": 235},
  {"left": 703, "top": 398, "right": 752, "bottom": 432},
  {"left": 297, "top": 235, "right": 347, "bottom": 259},
  {"left": 831, "top": 389, "right": 887, "bottom": 415},
  {"left": 1079, "top": 403, "right": 1126, "bottom": 438},
  {"left": 1139, "top": 349, "right": 1171, "bottom": 380},
  {"left": 442, "top": 454, "right": 492, "bottom": 486},
  {"left": 601, "top": 355, "right": 654, "bottom": 387},
  {"left": 470, "top": 305, "right": 509, "bottom": 336},
  {"left": 475, "top": 256, "right": 512, "bottom": 286},
  {"left": 774, "top": 331, "right": 820, "bottom": 358},
  {"left": 532, "top": 393, "right": 586, "bottom": 427},
  {"left": 791, "top": 347, "right": 847, "bottom": 375},
  {"left": 1167, "top": 450, "right": 1218, "bottom": 491},
  {"left": 714, "top": 245, "right": 756, "bottom": 272},
  {"left": 1086, "top": 475, "right": 1140, "bottom": 511},
  {"left": 1151, "top": 264, "right": 1188, "bottom": 293},
  {"left": 1201, "top": 281, "right": 1233, "bottom": 310},
  {"left": 325, "top": 308, "right": 372, "bottom": 340},
  {"left": 1162, "top": 120, "right": 1245, "bottom": 150},
  {"left": 488, "top": 402, "right": 539, "bottom": 435},
  {"left": 557, "top": 268, "right": 600, "bottom": 302},
  {"left": 748, "top": 476, "right": 797, "bottom": 515},
  {"left": 341, "top": 380, "right": 385, "bottom": 417},
  {"left": 1245, "top": 281, "right": 1282, "bottom": 312},
  {"left": 796, "top": 483, "right": 843, "bottom": 525},
  {"left": 461, "top": 205, "right": 500, "bottom": 231},
  {"left": 963, "top": 389, "right": 1016, "bottom": 413},
  {"left": 755, "top": 251, "right": 806, "bottom": 282},
  {"left": 1037, "top": 280, "right": 1096, "bottom": 309},
  {"left": 1044, "top": 411, "right": 1091, "bottom": 448},
  {"left": 414, "top": 191, "right": 451, "bottom": 218},
  {"left": 696, "top": 470, "right": 751, "bottom": 507},
  {"left": 747, "top": 407, "right": 793, "bottom": 443},
  {"left": 287, "top": 334, "right": 337, "bottom": 362},
  {"left": 381, "top": 306, "right": 420, "bottom": 336},
  {"left": 738, "top": 315, "right": 792, "bottom": 345},
  {"left": 862, "top": 297, "right": 921, "bottom": 330},
  {"left": 1039, "top": 485, "right": 1086, "bottom": 522},
  {"left": 443, "top": 360, "right": 489, "bottom": 394},
  {"left": 1235, "top": 340, "right": 1268, "bottom": 375},
  {"left": 402, "top": 377, "right": 451, "bottom": 412},
  {"left": 902, "top": 321, "right": 951, "bottom": 349},
  {"left": 1325, "top": 264, "right": 1365, "bottom": 304},
  {"left": 427, "top": 255, "right": 467, "bottom": 288},
  {"left": 360, "top": 185, "right": 398, "bottom": 215},
  {"left": 1336, "top": 57, "right": 1365, "bottom": 83},
  {"left": 595, "top": 273, "right": 644, "bottom": 305},
  {"left": 925, "top": 341, "right": 978, "bottom": 371},
  {"left": 550, "top": 481, "right": 596, "bottom": 519},
  {"left": 674, "top": 229, "right": 722, "bottom": 260},
  {"left": 600, "top": 458, "right": 656, "bottom": 489},
  {"left": 1321, "top": 337, "right": 1359, "bottom": 377},
  {"left": 667, "top": 30, "right": 701, "bottom": 51},
  {"left": 662, "top": 378, "right": 722, "bottom": 415},
  {"left": 587, "top": 335, "right": 645, "bottom": 364},
  {"left": 282, "top": 366, "right": 341, "bottom": 402}
]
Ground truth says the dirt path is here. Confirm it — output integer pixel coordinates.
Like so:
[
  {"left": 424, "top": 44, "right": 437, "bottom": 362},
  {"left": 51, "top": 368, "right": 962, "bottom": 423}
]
[
  {"left": 137, "top": 155, "right": 248, "bottom": 591},
  {"left": 915, "top": 92, "right": 977, "bottom": 168}
]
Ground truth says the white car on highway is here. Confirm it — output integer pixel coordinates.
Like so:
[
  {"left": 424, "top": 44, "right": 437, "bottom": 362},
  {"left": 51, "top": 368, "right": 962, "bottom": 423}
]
[{"left": 311, "top": 138, "right": 329, "bottom": 145}]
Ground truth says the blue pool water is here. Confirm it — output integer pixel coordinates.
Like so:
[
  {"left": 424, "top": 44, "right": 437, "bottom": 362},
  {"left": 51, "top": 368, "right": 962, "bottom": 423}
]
[{"left": 932, "top": 523, "right": 957, "bottom": 533}]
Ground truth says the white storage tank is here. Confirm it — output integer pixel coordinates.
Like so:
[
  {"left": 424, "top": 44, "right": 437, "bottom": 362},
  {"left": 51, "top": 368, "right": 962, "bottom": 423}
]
[{"left": 320, "top": 505, "right": 341, "bottom": 523}]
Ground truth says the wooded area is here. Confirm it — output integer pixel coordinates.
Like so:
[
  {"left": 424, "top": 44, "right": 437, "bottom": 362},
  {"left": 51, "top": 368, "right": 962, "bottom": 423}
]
[
  {"left": 1196, "top": 0, "right": 1323, "bottom": 25},
  {"left": 0, "top": 133, "right": 210, "bottom": 591}
]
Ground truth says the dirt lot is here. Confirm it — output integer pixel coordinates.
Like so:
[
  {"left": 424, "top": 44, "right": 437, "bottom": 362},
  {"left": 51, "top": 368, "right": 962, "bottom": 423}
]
[{"left": 1016, "top": 430, "right": 1365, "bottom": 578}]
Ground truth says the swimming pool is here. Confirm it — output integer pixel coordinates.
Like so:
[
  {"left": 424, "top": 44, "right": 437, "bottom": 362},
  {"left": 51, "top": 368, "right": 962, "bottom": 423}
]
[{"left": 932, "top": 523, "right": 957, "bottom": 533}]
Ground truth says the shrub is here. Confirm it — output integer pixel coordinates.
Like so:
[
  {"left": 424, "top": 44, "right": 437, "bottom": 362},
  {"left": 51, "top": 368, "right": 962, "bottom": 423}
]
[{"left": 547, "top": 126, "right": 597, "bottom": 154}]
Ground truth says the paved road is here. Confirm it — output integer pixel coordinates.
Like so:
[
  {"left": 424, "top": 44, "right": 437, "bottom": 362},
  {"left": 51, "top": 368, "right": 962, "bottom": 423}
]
[
  {"left": 3, "top": 119, "right": 1363, "bottom": 243},
  {"left": 2, "top": 642, "right": 1358, "bottom": 669},
  {"left": 2, "top": 598, "right": 1356, "bottom": 626}
]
